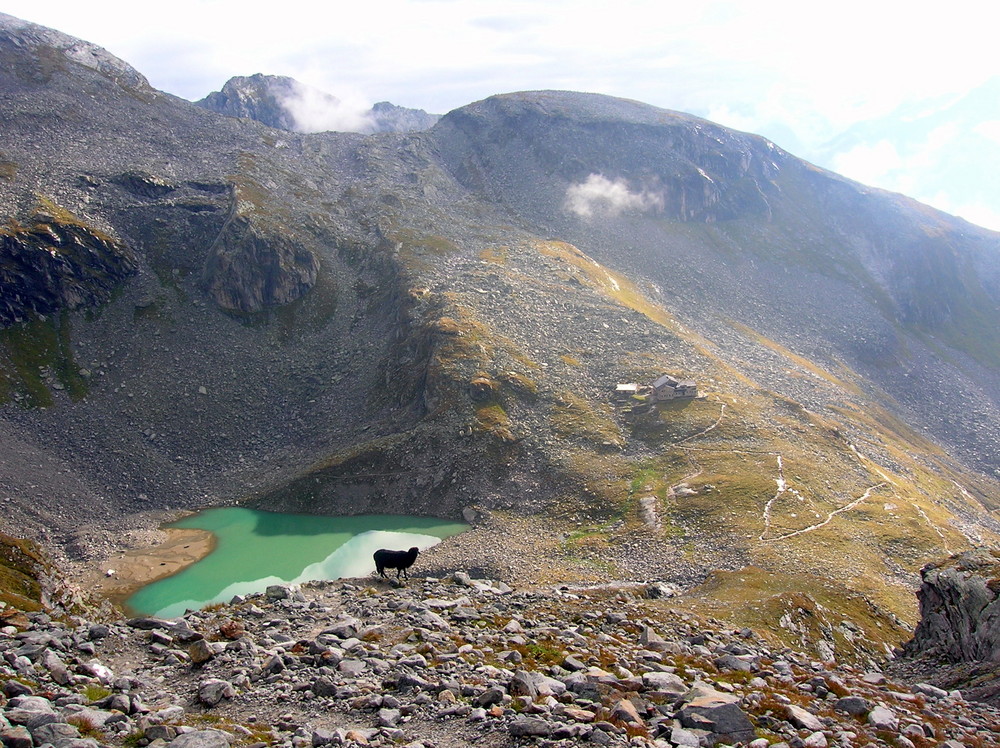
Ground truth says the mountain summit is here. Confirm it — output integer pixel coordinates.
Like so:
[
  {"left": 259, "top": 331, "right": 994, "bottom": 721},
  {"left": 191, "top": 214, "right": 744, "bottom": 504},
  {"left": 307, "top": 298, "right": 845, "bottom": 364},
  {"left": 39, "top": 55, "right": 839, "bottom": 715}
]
[
  {"left": 195, "top": 73, "right": 440, "bottom": 134},
  {"left": 1, "top": 12, "right": 1000, "bottom": 672}
]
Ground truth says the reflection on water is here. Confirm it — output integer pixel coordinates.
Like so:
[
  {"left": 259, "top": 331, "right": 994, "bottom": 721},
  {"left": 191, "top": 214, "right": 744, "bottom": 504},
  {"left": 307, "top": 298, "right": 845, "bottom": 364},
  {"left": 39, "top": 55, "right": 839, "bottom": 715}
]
[{"left": 125, "top": 508, "right": 466, "bottom": 618}]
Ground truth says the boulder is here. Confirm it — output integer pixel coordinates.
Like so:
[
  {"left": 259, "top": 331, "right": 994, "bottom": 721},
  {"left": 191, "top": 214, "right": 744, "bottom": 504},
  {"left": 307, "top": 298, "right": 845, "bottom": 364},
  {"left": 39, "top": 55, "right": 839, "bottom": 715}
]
[
  {"left": 189, "top": 639, "right": 215, "bottom": 665},
  {"left": 197, "top": 679, "right": 235, "bottom": 707},
  {"left": 677, "top": 687, "right": 755, "bottom": 745},
  {"left": 866, "top": 705, "right": 899, "bottom": 731},
  {"left": 509, "top": 717, "right": 553, "bottom": 737},
  {"left": 641, "top": 671, "right": 687, "bottom": 694},
  {"left": 833, "top": 696, "right": 871, "bottom": 716},
  {"left": 0, "top": 725, "right": 33, "bottom": 748},
  {"left": 167, "top": 729, "right": 233, "bottom": 748},
  {"left": 785, "top": 704, "right": 824, "bottom": 732},
  {"left": 28, "top": 722, "right": 80, "bottom": 748}
]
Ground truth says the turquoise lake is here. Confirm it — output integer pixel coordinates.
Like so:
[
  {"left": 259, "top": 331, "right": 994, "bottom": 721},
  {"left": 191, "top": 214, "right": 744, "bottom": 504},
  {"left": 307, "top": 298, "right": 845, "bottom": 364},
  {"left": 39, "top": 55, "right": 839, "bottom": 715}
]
[{"left": 125, "top": 508, "right": 467, "bottom": 618}]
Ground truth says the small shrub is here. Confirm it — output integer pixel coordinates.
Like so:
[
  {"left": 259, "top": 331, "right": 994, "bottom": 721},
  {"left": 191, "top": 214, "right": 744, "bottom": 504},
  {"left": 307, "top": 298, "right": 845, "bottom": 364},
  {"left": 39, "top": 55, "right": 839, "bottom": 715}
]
[
  {"left": 67, "top": 714, "right": 102, "bottom": 738},
  {"left": 82, "top": 683, "right": 111, "bottom": 702}
]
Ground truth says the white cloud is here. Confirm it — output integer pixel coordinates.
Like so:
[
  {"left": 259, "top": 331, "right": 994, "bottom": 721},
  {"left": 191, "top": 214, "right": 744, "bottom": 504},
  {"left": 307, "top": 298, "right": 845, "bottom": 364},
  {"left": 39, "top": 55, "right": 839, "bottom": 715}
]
[
  {"left": 831, "top": 140, "right": 903, "bottom": 187},
  {"left": 974, "top": 121, "right": 1000, "bottom": 146},
  {"left": 564, "top": 174, "right": 664, "bottom": 218},
  {"left": 279, "top": 81, "right": 375, "bottom": 134}
]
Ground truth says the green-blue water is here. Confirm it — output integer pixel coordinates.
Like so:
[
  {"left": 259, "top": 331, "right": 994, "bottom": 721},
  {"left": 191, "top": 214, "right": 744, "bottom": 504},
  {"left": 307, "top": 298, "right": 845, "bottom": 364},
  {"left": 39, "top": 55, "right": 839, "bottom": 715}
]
[{"left": 125, "top": 508, "right": 467, "bottom": 618}]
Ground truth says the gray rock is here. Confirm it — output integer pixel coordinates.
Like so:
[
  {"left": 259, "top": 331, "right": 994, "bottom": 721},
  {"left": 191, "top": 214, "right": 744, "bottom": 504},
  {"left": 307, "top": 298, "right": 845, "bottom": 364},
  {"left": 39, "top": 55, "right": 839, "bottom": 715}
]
[
  {"left": 641, "top": 671, "right": 686, "bottom": 694},
  {"left": 311, "top": 728, "right": 337, "bottom": 746},
  {"left": 189, "top": 639, "right": 215, "bottom": 665},
  {"left": 8, "top": 696, "right": 56, "bottom": 713},
  {"left": 913, "top": 682, "right": 950, "bottom": 700},
  {"left": 609, "top": 699, "right": 642, "bottom": 724},
  {"left": 509, "top": 670, "right": 538, "bottom": 698},
  {"left": 866, "top": 705, "right": 899, "bottom": 731},
  {"left": 167, "top": 729, "right": 233, "bottom": 748},
  {"left": 87, "top": 624, "right": 110, "bottom": 640},
  {"left": 803, "top": 732, "right": 829, "bottom": 748},
  {"left": 785, "top": 704, "right": 824, "bottom": 732},
  {"left": 29, "top": 722, "right": 81, "bottom": 748},
  {"left": 338, "top": 659, "right": 365, "bottom": 676},
  {"left": 0, "top": 725, "right": 33, "bottom": 748},
  {"left": 145, "top": 726, "right": 181, "bottom": 742},
  {"left": 2, "top": 681, "right": 32, "bottom": 698},
  {"left": 713, "top": 653, "right": 753, "bottom": 673},
  {"left": 668, "top": 725, "right": 702, "bottom": 747},
  {"left": 322, "top": 618, "right": 360, "bottom": 638},
  {"left": 312, "top": 677, "right": 338, "bottom": 697},
  {"left": 197, "top": 679, "right": 235, "bottom": 707},
  {"left": 509, "top": 717, "right": 553, "bottom": 737},
  {"left": 20, "top": 712, "right": 60, "bottom": 731},
  {"left": 265, "top": 585, "right": 292, "bottom": 600},
  {"left": 833, "top": 696, "right": 871, "bottom": 716},
  {"left": 677, "top": 690, "right": 755, "bottom": 745},
  {"left": 473, "top": 687, "right": 504, "bottom": 707},
  {"left": 127, "top": 617, "right": 174, "bottom": 630}
]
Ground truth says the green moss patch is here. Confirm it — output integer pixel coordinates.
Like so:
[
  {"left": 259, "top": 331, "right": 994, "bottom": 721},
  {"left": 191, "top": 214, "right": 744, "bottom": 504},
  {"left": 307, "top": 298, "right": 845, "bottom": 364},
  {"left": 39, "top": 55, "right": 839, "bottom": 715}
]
[{"left": 0, "top": 313, "right": 89, "bottom": 407}]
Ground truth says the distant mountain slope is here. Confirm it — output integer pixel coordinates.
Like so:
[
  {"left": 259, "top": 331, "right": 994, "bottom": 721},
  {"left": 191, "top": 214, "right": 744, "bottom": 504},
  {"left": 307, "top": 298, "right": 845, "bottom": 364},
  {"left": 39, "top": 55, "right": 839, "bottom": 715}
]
[
  {"left": 1, "top": 12, "right": 999, "bottom": 644},
  {"left": 430, "top": 91, "right": 1000, "bottom": 476},
  {"left": 195, "top": 73, "right": 440, "bottom": 134}
]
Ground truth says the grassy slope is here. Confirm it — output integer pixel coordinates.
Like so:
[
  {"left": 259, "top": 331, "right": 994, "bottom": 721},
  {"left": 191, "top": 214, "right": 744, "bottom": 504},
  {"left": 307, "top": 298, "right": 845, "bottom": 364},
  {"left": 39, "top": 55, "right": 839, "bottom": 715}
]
[
  {"left": 461, "top": 235, "right": 1000, "bottom": 660},
  {"left": 0, "top": 531, "right": 45, "bottom": 611}
]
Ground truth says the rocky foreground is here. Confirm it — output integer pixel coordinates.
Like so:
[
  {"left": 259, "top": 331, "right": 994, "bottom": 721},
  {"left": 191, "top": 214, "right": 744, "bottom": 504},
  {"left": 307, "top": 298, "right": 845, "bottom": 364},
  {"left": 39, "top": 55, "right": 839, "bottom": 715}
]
[{"left": 2, "top": 573, "right": 998, "bottom": 748}]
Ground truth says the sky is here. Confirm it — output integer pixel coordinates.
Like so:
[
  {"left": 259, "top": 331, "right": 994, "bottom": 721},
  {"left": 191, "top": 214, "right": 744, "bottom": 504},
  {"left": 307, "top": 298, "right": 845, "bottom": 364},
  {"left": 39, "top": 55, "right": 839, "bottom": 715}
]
[{"left": 4, "top": 0, "right": 999, "bottom": 230}]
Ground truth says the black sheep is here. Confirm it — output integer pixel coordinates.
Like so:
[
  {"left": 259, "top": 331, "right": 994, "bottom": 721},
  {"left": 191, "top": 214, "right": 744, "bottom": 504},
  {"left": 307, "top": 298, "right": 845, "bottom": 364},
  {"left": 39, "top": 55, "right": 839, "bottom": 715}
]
[{"left": 373, "top": 546, "right": 420, "bottom": 580}]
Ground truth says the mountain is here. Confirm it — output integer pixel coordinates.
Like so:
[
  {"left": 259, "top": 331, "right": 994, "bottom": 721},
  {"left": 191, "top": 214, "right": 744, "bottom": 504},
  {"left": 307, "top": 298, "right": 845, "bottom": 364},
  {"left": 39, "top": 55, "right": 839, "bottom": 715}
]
[
  {"left": 195, "top": 73, "right": 440, "bottom": 134},
  {"left": 2, "top": 10, "right": 1000, "bottom": 668}
]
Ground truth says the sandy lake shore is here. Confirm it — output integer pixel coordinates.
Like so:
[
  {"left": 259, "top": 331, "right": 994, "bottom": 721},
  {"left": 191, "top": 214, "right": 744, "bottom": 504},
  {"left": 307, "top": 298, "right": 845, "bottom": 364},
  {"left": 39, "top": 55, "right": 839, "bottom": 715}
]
[{"left": 84, "top": 527, "right": 216, "bottom": 612}]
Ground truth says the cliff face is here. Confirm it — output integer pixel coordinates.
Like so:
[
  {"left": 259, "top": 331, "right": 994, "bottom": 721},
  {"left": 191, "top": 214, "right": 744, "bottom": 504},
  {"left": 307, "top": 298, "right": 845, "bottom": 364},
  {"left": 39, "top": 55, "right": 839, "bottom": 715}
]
[
  {"left": 900, "top": 549, "right": 1000, "bottom": 703},
  {"left": 195, "top": 74, "right": 311, "bottom": 132},
  {"left": 196, "top": 74, "right": 440, "bottom": 134},
  {"left": 906, "top": 550, "right": 1000, "bottom": 662},
  {"left": 0, "top": 208, "right": 137, "bottom": 326}
]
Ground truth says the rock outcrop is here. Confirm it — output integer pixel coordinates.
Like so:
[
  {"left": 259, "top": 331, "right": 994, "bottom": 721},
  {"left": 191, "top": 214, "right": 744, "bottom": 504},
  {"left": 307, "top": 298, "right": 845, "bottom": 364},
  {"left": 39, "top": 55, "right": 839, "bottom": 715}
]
[
  {"left": 195, "top": 74, "right": 305, "bottom": 132},
  {"left": 202, "top": 214, "right": 319, "bottom": 314},
  {"left": 0, "top": 209, "right": 137, "bottom": 327},
  {"left": 907, "top": 549, "right": 1000, "bottom": 663},
  {"left": 898, "top": 549, "right": 1000, "bottom": 703},
  {"left": 195, "top": 74, "right": 439, "bottom": 134},
  {"left": 0, "top": 11, "right": 148, "bottom": 90}
]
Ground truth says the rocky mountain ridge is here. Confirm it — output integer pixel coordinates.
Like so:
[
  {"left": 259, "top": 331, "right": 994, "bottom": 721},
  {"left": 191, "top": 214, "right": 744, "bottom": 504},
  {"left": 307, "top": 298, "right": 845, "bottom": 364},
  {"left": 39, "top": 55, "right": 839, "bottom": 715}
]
[
  {"left": 195, "top": 74, "right": 440, "bottom": 134},
  {"left": 2, "top": 10, "right": 1000, "bottom": 716}
]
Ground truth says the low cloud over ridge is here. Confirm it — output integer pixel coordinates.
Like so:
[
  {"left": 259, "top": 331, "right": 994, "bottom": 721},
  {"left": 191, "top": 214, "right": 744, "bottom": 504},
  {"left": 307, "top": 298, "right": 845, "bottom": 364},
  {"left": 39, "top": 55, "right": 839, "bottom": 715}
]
[
  {"left": 280, "top": 80, "right": 375, "bottom": 134},
  {"left": 564, "top": 174, "right": 664, "bottom": 218}
]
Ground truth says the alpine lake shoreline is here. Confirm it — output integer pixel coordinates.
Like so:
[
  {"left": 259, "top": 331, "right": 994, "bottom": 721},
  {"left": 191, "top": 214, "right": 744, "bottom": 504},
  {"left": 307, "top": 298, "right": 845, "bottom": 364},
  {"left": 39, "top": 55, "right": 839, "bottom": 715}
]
[{"left": 80, "top": 508, "right": 471, "bottom": 618}]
